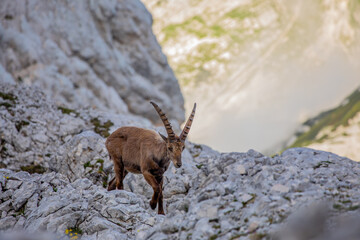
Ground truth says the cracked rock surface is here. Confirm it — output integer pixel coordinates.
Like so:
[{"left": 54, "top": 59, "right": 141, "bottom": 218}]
[
  {"left": 0, "top": 169, "right": 162, "bottom": 240},
  {"left": 0, "top": 0, "right": 184, "bottom": 123},
  {"left": 1, "top": 84, "right": 360, "bottom": 239},
  {"left": 0, "top": 0, "right": 360, "bottom": 237}
]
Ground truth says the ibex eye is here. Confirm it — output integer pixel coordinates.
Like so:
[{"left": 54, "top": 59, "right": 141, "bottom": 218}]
[{"left": 168, "top": 147, "right": 173, "bottom": 152}]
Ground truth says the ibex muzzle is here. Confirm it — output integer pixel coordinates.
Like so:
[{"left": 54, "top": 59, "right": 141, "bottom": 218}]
[{"left": 106, "top": 102, "right": 196, "bottom": 215}]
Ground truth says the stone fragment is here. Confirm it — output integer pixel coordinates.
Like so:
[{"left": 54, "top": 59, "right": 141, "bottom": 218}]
[
  {"left": 6, "top": 180, "right": 22, "bottom": 189},
  {"left": 0, "top": 216, "right": 17, "bottom": 230},
  {"left": 12, "top": 181, "right": 38, "bottom": 211},
  {"left": 271, "top": 184, "right": 290, "bottom": 193}
]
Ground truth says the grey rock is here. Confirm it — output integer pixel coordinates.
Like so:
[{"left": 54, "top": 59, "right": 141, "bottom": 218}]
[
  {"left": 1, "top": 27, "right": 360, "bottom": 239},
  {"left": 0, "top": 200, "right": 12, "bottom": 212},
  {"left": 271, "top": 184, "right": 290, "bottom": 193},
  {"left": 0, "top": 189, "right": 14, "bottom": 201},
  {"left": 192, "top": 218, "right": 215, "bottom": 240},
  {"left": 12, "top": 181, "right": 38, "bottom": 211},
  {"left": 0, "top": 216, "right": 17, "bottom": 230},
  {"left": 13, "top": 216, "right": 26, "bottom": 230},
  {"left": 0, "top": 0, "right": 184, "bottom": 123},
  {"left": 6, "top": 180, "right": 22, "bottom": 189}
]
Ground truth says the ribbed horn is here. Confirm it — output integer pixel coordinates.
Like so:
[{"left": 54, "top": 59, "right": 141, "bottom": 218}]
[
  {"left": 150, "top": 101, "right": 176, "bottom": 141},
  {"left": 180, "top": 103, "right": 196, "bottom": 142}
]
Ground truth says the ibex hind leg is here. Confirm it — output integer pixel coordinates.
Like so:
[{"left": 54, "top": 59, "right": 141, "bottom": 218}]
[
  {"left": 108, "top": 171, "right": 128, "bottom": 191},
  {"left": 114, "top": 157, "right": 126, "bottom": 190},
  {"left": 107, "top": 177, "right": 116, "bottom": 191}
]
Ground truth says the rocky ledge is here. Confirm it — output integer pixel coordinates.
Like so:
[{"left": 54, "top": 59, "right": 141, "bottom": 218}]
[
  {"left": 1, "top": 147, "right": 360, "bottom": 240},
  {"left": 1, "top": 83, "right": 360, "bottom": 240}
]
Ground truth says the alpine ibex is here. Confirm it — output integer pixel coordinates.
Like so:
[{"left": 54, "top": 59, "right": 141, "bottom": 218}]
[{"left": 106, "top": 101, "right": 196, "bottom": 215}]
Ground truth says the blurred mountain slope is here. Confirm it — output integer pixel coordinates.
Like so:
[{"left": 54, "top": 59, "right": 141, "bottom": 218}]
[
  {"left": 143, "top": 0, "right": 360, "bottom": 153},
  {"left": 287, "top": 87, "right": 360, "bottom": 161}
]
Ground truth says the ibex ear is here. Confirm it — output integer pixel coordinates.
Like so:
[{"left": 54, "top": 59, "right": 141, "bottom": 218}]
[{"left": 158, "top": 132, "right": 168, "bottom": 142}]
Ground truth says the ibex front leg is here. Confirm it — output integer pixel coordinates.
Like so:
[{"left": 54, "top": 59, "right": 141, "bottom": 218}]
[
  {"left": 157, "top": 178, "right": 164, "bottom": 215},
  {"left": 143, "top": 171, "right": 164, "bottom": 214}
]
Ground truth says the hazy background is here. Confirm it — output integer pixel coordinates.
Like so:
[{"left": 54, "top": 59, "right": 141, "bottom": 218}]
[{"left": 143, "top": 0, "right": 360, "bottom": 155}]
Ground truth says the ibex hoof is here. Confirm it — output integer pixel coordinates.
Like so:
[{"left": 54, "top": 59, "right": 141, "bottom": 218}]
[
  {"left": 158, "top": 210, "right": 165, "bottom": 215},
  {"left": 150, "top": 200, "right": 157, "bottom": 210}
]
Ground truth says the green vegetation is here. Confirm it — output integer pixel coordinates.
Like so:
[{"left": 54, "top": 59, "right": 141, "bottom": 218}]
[
  {"left": 184, "top": 203, "right": 189, "bottom": 213},
  {"left": 192, "top": 153, "right": 200, "bottom": 158},
  {"left": 83, "top": 161, "right": 94, "bottom": 169},
  {"left": 18, "top": 205, "right": 26, "bottom": 216},
  {"left": 210, "top": 25, "right": 226, "bottom": 37},
  {"left": 15, "top": 120, "right": 29, "bottom": 132},
  {"left": 65, "top": 227, "right": 82, "bottom": 239},
  {"left": 289, "top": 89, "right": 360, "bottom": 148},
  {"left": 225, "top": 7, "right": 255, "bottom": 20},
  {"left": 96, "top": 158, "right": 104, "bottom": 173},
  {"left": 0, "top": 138, "right": 8, "bottom": 157},
  {"left": 13, "top": 205, "right": 26, "bottom": 217},
  {"left": 91, "top": 118, "right": 113, "bottom": 138},
  {"left": 20, "top": 164, "right": 46, "bottom": 174},
  {"left": 162, "top": 15, "right": 207, "bottom": 42},
  {"left": 333, "top": 202, "right": 359, "bottom": 211},
  {"left": 58, "top": 106, "right": 79, "bottom": 116},
  {"left": 156, "top": 1, "right": 264, "bottom": 87},
  {"left": 84, "top": 159, "right": 108, "bottom": 188},
  {"left": 209, "top": 234, "right": 219, "bottom": 240},
  {"left": 0, "top": 92, "right": 17, "bottom": 102},
  {"left": 0, "top": 102, "right": 13, "bottom": 109},
  {"left": 102, "top": 175, "right": 108, "bottom": 188},
  {"left": 313, "top": 161, "right": 332, "bottom": 169},
  {"left": 0, "top": 91, "right": 17, "bottom": 109},
  {"left": 283, "top": 196, "right": 291, "bottom": 202},
  {"left": 196, "top": 163, "right": 203, "bottom": 169}
]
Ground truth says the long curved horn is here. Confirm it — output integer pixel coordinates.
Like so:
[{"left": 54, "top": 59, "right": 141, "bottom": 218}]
[
  {"left": 180, "top": 103, "right": 196, "bottom": 142},
  {"left": 150, "top": 101, "right": 176, "bottom": 141}
]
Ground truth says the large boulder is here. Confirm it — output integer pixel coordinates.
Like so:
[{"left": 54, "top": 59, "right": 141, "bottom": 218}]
[
  {"left": 0, "top": 169, "right": 162, "bottom": 239},
  {"left": 0, "top": 0, "right": 184, "bottom": 124}
]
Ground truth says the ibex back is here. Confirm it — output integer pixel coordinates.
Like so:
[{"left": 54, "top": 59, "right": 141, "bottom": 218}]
[{"left": 106, "top": 101, "right": 196, "bottom": 215}]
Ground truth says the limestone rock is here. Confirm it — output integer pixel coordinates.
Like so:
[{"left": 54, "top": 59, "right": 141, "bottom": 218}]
[{"left": 0, "top": 0, "right": 184, "bottom": 124}]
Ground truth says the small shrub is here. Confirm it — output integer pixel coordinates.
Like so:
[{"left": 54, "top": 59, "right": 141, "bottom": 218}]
[
  {"left": 58, "top": 106, "right": 79, "bottom": 116},
  {"left": 91, "top": 118, "right": 113, "bottom": 138},
  {"left": 20, "top": 164, "right": 46, "bottom": 174},
  {"left": 65, "top": 227, "right": 82, "bottom": 239},
  {"left": 15, "top": 120, "right": 29, "bottom": 131}
]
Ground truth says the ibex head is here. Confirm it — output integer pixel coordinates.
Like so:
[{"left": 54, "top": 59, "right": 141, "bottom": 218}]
[{"left": 150, "top": 101, "right": 196, "bottom": 168}]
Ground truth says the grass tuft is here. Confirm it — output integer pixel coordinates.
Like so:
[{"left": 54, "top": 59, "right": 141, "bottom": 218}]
[
  {"left": 57, "top": 106, "right": 79, "bottom": 116},
  {"left": 91, "top": 118, "right": 114, "bottom": 138},
  {"left": 20, "top": 164, "right": 46, "bottom": 174}
]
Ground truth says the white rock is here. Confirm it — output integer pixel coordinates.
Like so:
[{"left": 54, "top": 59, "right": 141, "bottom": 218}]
[{"left": 271, "top": 184, "right": 290, "bottom": 193}]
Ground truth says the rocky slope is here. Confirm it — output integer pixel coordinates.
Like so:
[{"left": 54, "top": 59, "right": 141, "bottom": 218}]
[
  {"left": 1, "top": 83, "right": 360, "bottom": 239},
  {"left": 0, "top": 0, "right": 184, "bottom": 124},
  {"left": 286, "top": 86, "right": 360, "bottom": 161},
  {"left": 1, "top": 0, "right": 360, "bottom": 239},
  {"left": 143, "top": 0, "right": 360, "bottom": 153}
]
